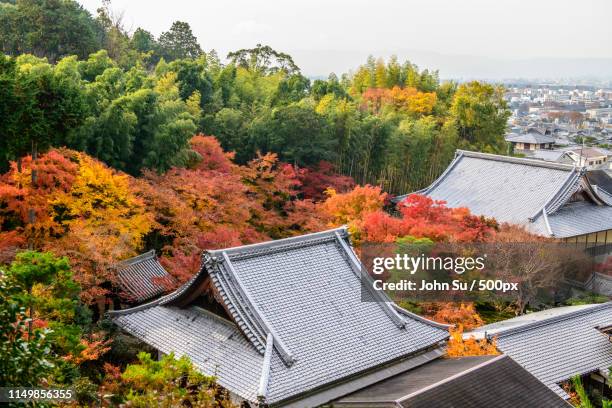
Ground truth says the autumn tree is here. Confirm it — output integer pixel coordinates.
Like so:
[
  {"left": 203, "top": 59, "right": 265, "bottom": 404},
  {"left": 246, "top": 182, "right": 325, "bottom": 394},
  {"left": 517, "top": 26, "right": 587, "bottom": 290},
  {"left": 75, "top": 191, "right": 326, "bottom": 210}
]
[
  {"left": 446, "top": 325, "right": 499, "bottom": 358},
  {"left": 319, "top": 184, "right": 388, "bottom": 241},
  {"left": 48, "top": 153, "right": 154, "bottom": 301},
  {"left": 486, "top": 224, "right": 592, "bottom": 315}
]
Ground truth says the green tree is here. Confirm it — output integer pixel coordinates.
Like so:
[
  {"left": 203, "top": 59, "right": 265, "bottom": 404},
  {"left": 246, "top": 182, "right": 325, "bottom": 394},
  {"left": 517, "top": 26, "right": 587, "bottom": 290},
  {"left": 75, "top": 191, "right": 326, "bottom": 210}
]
[
  {"left": 227, "top": 43, "right": 300, "bottom": 75},
  {"left": 158, "top": 21, "right": 202, "bottom": 61},
  {"left": 0, "top": 274, "right": 54, "bottom": 386},
  {"left": 0, "top": 0, "right": 103, "bottom": 61},
  {"left": 251, "top": 103, "right": 334, "bottom": 166},
  {"left": 114, "top": 352, "right": 230, "bottom": 407},
  {"left": 451, "top": 81, "right": 510, "bottom": 152}
]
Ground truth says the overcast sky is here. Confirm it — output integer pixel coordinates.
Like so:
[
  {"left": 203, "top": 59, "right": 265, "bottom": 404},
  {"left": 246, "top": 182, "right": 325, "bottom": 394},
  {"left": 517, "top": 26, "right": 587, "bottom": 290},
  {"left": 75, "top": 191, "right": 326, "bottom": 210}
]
[{"left": 78, "top": 0, "right": 612, "bottom": 79}]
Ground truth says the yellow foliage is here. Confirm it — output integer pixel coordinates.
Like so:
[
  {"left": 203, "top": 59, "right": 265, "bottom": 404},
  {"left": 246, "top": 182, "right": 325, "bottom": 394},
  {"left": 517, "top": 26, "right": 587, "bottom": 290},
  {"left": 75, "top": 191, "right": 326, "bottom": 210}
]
[
  {"left": 387, "top": 86, "right": 437, "bottom": 115},
  {"left": 446, "top": 324, "right": 499, "bottom": 358},
  {"left": 315, "top": 94, "right": 335, "bottom": 115},
  {"left": 51, "top": 154, "right": 154, "bottom": 258},
  {"left": 186, "top": 90, "right": 202, "bottom": 119},
  {"left": 155, "top": 71, "right": 180, "bottom": 100}
]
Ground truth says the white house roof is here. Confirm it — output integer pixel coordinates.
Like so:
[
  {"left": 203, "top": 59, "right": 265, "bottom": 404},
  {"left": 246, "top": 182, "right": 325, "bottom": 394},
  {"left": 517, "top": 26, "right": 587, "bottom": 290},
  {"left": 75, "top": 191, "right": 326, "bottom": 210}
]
[{"left": 109, "top": 227, "right": 449, "bottom": 406}]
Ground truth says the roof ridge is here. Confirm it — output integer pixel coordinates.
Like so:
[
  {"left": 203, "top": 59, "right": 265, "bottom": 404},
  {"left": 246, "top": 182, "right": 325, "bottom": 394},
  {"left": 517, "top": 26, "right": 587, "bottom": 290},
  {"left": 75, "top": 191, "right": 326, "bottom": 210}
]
[
  {"left": 209, "top": 227, "right": 348, "bottom": 257},
  {"left": 530, "top": 168, "right": 582, "bottom": 220},
  {"left": 213, "top": 251, "right": 295, "bottom": 365},
  {"left": 106, "top": 296, "right": 165, "bottom": 316},
  {"left": 115, "top": 249, "right": 156, "bottom": 268},
  {"left": 157, "top": 227, "right": 349, "bottom": 306},
  {"left": 457, "top": 149, "right": 578, "bottom": 171},
  {"left": 391, "top": 304, "right": 452, "bottom": 330},
  {"left": 493, "top": 302, "right": 612, "bottom": 339}
]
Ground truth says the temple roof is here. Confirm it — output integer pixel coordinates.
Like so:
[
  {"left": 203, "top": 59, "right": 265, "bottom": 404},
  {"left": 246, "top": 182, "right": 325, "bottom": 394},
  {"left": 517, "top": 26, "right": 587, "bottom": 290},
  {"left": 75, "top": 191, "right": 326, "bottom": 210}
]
[
  {"left": 114, "top": 250, "right": 176, "bottom": 304},
  {"left": 469, "top": 302, "right": 612, "bottom": 398},
  {"left": 334, "top": 355, "right": 570, "bottom": 408},
  {"left": 396, "top": 150, "right": 612, "bottom": 238},
  {"left": 109, "top": 227, "right": 449, "bottom": 406}
]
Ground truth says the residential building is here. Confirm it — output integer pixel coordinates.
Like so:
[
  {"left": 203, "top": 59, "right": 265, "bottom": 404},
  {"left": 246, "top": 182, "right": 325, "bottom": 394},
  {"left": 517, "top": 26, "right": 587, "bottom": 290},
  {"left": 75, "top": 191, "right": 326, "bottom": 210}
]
[
  {"left": 563, "top": 147, "right": 611, "bottom": 169},
  {"left": 505, "top": 132, "right": 555, "bottom": 151}
]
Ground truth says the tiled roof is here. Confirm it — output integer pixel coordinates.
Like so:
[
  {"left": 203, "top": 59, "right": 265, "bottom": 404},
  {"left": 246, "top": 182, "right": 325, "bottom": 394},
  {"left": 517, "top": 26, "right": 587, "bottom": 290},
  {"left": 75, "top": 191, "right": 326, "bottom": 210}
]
[
  {"left": 470, "top": 302, "right": 612, "bottom": 398},
  {"left": 569, "top": 147, "right": 610, "bottom": 158},
  {"left": 506, "top": 132, "right": 555, "bottom": 145},
  {"left": 112, "top": 305, "right": 264, "bottom": 401},
  {"left": 396, "top": 150, "right": 612, "bottom": 238},
  {"left": 115, "top": 250, "right": 176, "bottom": 303},
  {"left": 109, "top": 228, "right": 449, "bottom": 406},
  {"left": 530, "top": 149, "right": 566, "bottom": 162},
  {"left": 546, "top": 201, "right": 612, "bottom": 238},
  {"left": 587, "top": 170, "right": 612, "bottom": 195},
  {"left": 335, "top": 355, "right": 570, "bottom": 408},
  {"left": 586, "top": 273, "right": 612, "bottom": 297}
]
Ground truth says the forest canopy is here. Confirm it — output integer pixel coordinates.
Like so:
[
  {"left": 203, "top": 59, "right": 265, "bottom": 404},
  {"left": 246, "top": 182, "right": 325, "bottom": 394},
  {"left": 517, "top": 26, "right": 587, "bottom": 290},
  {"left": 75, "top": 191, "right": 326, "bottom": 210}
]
[
  {"left": 0, "top": 1, "right": 523, "bottom": 405},
  {"left": 0, "top": 0, "right": 511, "bottom": 194}
]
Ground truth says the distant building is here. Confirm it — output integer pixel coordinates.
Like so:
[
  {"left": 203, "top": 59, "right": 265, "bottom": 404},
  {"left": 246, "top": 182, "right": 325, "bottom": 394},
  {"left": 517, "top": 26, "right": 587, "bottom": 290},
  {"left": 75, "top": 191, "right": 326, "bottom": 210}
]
[
  {"left": 505, "top": 132, "right": 555, "bottom": 151},
  {"left": 562, "top": 147, "right": 611, "bottom": 169}
]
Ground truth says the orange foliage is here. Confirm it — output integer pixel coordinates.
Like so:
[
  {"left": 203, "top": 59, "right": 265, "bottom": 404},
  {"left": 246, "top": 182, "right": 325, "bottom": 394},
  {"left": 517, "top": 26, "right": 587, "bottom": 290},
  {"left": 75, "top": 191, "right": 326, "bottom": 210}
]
[
  {"left": 0, "top": 149, "right": 156, "bottom": 302},
  {"left": 65, "top": 332, "right": 112, "bottom": 365},
  {"left": 189, "top": 134, "right": 235, "bottom": 173},
  {"left": 318, "top": 184, "right": 387, "bottom": 241},
  {"left": 446, "top": 325, "right": 499, "bottom": 358},
  {"left": 357, "top": 194, "right": 497, "bottom": 244},
  {"left": 135, "top": 142, "right": 328, "bottom": 282},
  {"left": 422, "top": 302, "right": 484, "bottom": 330}
]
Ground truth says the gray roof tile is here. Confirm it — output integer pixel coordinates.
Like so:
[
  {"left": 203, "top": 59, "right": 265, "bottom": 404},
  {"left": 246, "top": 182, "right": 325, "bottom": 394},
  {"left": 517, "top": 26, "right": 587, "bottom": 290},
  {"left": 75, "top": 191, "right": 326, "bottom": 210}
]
[
  {"left": 115, "top": 250, "right": 176, "bottom": 303},
  {"left": 506, "top": 133, "right": 556, "bottom": 145},
  {"left": 335, "top": 355, "right": 570, "bottom": 408},
  {"left": 397, "top": 150, "right": 612, "bottom": 238},
  {"left": 471, "top": 302, "right": 612, "bottom": 398},
  {"left": 110, "top": 228, "right": 449, "bottom": 406}
]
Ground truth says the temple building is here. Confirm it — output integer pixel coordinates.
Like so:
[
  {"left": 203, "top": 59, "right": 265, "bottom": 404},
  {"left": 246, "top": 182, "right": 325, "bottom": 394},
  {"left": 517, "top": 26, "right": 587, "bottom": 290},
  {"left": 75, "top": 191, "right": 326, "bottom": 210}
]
[
  {"left": 468, "top": 303, "right": 612, "bottom": 401},
  {"left": 109, "top": 228, "right": 451, "bottom": 406},
  {"left": 396, "top": 150, "right": 612, "bottom": 255},
  {"left": 113, "top": 250, "right": 176, "bottom": 306},
  {"left": 109, "top": 228, "right": 571, "bottom": 407}
]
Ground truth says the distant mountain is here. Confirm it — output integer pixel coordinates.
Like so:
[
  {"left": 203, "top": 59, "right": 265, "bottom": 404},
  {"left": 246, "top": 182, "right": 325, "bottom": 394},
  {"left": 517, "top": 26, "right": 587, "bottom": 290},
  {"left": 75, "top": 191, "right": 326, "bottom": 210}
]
[{"left": 292, "top": 49, "right": 612, "bottom": 84}]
